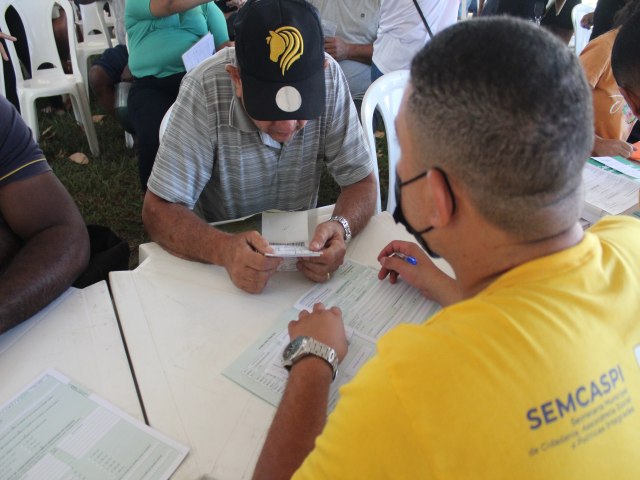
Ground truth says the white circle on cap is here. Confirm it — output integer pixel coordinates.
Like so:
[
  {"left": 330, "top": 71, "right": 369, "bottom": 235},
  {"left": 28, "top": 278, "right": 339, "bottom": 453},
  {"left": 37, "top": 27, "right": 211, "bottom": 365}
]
[{"left": 275, "top": 86, "right": 302, "bottom": 112}]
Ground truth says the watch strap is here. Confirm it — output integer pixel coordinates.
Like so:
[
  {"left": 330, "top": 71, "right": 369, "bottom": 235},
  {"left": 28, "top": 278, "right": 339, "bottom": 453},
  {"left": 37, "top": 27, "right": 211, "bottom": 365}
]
[
  {"left": 306, "top": 339, "right": 338, "bottom": 380},
  {"left": 329, "top": 215, "right": 352, "bottom": 243},
  {"left": 283, "top": 336, "right": 339, "bottom": 381}
]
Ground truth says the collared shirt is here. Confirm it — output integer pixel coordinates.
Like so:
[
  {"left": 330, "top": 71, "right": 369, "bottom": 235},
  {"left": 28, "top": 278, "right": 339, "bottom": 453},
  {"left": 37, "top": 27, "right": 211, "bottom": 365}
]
[
  {"left": 309, "top": 0, "right": 380, "bottom": 45},
  {"left": 309, "top": 0, "right": 381, "bottom": 97},
  {"left": 148, "top": 47, "right": 373, "bottom": 223},
  {"left": 373, "top": 0, "right": 458, "bottom": 74}
]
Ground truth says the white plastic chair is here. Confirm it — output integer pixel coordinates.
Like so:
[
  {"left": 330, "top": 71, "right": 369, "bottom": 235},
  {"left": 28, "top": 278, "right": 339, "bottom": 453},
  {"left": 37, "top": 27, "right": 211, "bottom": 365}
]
[
  {"left": 77, "top": 1, "right": 114, "bottom": 97},
  {"left": 158, "top": 103, "right": 175, "bottom": 142},
  {"left": 0, "top": 27, "right": 6, "bottom": 96},
  {"left": 0, "top": 43, "right": 4, "bottom": 97},
  {"left": 125, "top": 131, "right": 134, "bottom": 148},
  {"left": 104, "top": 0, "right": 116, "bottom": 30},
  {"left": 0, "top": 0, "right": 99, "bottom": 156},
  {"left": 360, "top": 69, "right": 410, "bottom": 214},
  {"left": 572, "top": 3, "right": 595, "bottom": 55}
]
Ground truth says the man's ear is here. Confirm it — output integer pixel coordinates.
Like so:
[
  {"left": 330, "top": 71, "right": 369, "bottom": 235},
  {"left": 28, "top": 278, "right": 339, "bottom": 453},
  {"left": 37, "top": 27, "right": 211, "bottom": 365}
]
[
  {"left": 425, "top": 169, "right": 455, "bottom": 228},
  {"left": 619, "top": 85, "right": 640, "bottom": 118},
  {"left": 225, "top": 64, "right": 243, "bottom": 98}
]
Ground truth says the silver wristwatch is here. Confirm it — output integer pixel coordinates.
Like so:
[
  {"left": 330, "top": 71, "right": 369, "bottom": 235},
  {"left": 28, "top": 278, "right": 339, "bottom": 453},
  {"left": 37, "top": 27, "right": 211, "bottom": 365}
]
[
  {"left": 282, "top": 336, "right": 338, "bottom": 381},
  {"left": 329, "top": 215, "right": 352, "bottom": 243}
]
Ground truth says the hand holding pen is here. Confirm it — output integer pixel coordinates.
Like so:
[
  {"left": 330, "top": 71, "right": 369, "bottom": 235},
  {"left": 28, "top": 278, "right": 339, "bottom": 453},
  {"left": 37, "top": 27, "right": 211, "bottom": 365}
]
[
  {"left": 377, "top": 240, "right": 459, "bottom": 306},
  {"left": 390, "top": 252, "right": 417, "bottom": 265},
  {"left": 377, "top": 240, "right": 424, "bottom": 286}
]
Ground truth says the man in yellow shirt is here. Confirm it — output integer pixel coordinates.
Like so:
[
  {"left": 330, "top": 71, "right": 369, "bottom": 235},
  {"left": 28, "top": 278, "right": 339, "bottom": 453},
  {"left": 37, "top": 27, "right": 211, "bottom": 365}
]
[{"left": 252, "top": 16, "right": 640, "bottom": 479}]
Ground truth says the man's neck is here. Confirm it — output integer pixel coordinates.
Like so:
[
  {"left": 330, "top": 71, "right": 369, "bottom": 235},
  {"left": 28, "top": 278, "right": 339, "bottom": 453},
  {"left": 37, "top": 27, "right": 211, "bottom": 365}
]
[{"left": 450, "top": 222, "right": 584, "bottom": 301}]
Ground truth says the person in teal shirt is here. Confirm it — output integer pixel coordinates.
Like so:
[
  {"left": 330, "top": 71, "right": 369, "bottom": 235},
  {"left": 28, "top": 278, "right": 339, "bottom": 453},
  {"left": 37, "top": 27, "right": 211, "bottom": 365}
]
[{"left": 126, "top": 0, "right": 229, "bottom": 189}]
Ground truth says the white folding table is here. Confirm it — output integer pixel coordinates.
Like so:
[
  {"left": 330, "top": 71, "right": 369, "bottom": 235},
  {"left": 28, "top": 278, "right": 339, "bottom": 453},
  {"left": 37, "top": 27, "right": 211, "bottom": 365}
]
[
  {"left": 0, "top": 281, "right": 144, "bottom": 422},
  {"left": 110, "top": 210, "right": 451, "bottom": 479}
]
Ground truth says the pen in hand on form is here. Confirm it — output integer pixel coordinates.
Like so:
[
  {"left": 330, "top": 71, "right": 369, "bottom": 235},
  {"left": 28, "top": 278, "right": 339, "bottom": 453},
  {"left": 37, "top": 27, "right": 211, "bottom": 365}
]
[{"left": 390, "top": 252, "right": 417, "bottom": 265}]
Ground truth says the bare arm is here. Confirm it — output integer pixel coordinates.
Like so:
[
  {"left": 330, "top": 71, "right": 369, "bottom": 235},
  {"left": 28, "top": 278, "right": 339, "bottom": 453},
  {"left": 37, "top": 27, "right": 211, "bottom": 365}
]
[
  {"left": 580, "top": 11, "right": 594, "bottom": 29},
  {"left": 0, "top": 32, "right": 16, "bottom": 62},
  {"left": 253, "top": 304, "right": 347, "bottom": 480},
  {"left": 298, "top": 172, "right": 377, "bottom": 282},
  {"left": 253, "top": 357, "right": 332, "bottom": 479},
  {"left": 149, "top": 0, "right": 211, "bottom": 17},
  {"left": 324, "top": 37, "right": 373, "bottom": 65},
  {"left": 331, "top": 171, "right": 377, "bottom": 239},
  {"left": 142, "top": 191, "right": 281, "bottom": 293},
  {"left": 377, "top": 240, "right": 461, "bottom": 307},
  {"left": 142, "top": 190, "right": 228, "bottom": 264},
  {"left": 0, "top": 172, "right": 89, "bottom": 334},
  {"left": 592, "top": 135, "right": 636, "bottom": 158}
]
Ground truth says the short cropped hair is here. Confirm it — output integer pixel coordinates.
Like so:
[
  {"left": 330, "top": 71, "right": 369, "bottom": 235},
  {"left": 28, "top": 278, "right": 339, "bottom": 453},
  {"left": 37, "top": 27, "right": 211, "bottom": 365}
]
[
  {"left": 612, "top": 11, "right": 640, "bottom": 93},
  {"left": 408, "top": 18, "right": 593, "bottom": 240}
]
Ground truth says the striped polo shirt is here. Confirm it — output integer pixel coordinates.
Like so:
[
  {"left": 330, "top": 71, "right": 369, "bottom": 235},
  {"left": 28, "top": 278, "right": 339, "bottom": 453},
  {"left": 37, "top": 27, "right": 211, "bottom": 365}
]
[{"left": 148, "top": 48, "right": 373, "bottom": 222}]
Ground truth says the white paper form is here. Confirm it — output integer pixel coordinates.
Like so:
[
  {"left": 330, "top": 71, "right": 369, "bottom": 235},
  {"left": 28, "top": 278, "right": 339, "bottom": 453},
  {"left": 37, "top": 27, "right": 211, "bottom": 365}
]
[
  {"left": 262, "top": 211, "right": 322, "bottom": 274},
  {"left": 592, "top": 156, "right": 640, "bottom": 179},
  {"left": 223, "top": 260, "right": 440, "bottom": 410},
  {"left": 294, "top": 261, "right": 438, "bottom": 341},
  {"left": 265, "top": 244, "right": 321, "bottom": 257},
  {"left": 582, "top": 163, "right": 639, "bottom": 216},
  {"left": 182, "top": 33, "right": 215, "bottom": 72},
  {"left": 262, "top": 211, "right": 320, "bottom": 257},
  {"left": 0, "top": 369, "right": 188, "bottom": 480},
  {"left": 262, "top": 211, "right": 308, "bottom": 244}
]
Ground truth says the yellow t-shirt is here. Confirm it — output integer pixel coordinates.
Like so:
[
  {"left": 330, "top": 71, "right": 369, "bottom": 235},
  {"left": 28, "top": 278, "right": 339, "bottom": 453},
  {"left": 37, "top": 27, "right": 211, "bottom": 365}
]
[{"left": 293, "top": 216, "right": 640, "bottom": 479}]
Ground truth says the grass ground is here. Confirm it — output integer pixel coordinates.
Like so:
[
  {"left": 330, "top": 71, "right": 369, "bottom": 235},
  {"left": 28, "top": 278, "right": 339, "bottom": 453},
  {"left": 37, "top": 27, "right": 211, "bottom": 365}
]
[
  {"left": 39, "top": 110, "right": 146, "bottom": 267},
  {"left": 38, "top": 104, "right": 388, "bottom": 269}
]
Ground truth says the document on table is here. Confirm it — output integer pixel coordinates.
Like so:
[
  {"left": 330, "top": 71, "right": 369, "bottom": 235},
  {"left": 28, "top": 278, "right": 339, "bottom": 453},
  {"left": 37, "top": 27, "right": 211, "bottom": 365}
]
[
  {"left": 582, "top": 163, "right": 639, "bottom": 219},
  {"left": 223, "top": 260, "right": 440, "bottom": 410},
  {"left": 261, "top": 210, "right": 321, "bottom": 273},
  {"left": 262, "top": 210, "right": 320, "bottom": 257},
  {"left": 182, "top": 32, "right": 215, "bottom": 72},
  {"left": 592, "top": 156, "right": 640, "bottom": 179},
  {"left": 0, "top": 369, "right": 188, "bottom": 480}
]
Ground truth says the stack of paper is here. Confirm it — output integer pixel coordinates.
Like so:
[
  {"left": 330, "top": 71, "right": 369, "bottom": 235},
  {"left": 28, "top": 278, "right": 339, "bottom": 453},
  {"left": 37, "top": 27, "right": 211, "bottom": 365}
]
[
  {"left": 223, "top": 260, "right": 440, "bottom": 411},
  {"left": 582, "top": 162, "right": 640, "bottom": 225},
  {"left": 182, "top": 33, "right": 215, "bottom": 72},
  {"left": 0, "top": 370, "right": 188, "bottom": 479}
]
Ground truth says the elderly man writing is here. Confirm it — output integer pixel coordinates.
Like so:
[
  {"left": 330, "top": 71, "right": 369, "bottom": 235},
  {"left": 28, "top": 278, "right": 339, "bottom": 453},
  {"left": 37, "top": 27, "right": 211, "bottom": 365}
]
[
  {"left": 252, "top": 17, "right": 640, "bottom": 479},
  {"left": 142, "top": 0, "right": 377, "bottom": 293}
]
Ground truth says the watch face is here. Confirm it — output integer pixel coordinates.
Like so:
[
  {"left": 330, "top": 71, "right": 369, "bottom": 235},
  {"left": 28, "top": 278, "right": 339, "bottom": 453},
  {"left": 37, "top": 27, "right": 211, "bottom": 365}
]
[{"left": 283, "top": 336, "right": 304, "bottom": 361}]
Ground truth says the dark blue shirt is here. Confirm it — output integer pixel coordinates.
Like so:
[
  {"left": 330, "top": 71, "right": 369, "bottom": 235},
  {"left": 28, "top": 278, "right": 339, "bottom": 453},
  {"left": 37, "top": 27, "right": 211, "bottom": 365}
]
[{"left": 0, "top": 96, "right": 49, "bottom": 188}]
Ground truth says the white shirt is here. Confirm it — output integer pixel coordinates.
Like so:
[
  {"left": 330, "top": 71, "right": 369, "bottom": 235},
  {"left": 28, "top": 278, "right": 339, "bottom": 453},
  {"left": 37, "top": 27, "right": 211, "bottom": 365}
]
[
  {"left": 372, "top": 0, "right": 459, "bottom": 74},
  {"left": 309, "top": 0, "right": 381, "bottom": 97}
]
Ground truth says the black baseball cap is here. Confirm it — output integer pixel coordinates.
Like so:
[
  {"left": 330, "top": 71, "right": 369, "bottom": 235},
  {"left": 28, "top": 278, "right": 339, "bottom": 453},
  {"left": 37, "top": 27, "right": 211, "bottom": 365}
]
[{"left": 234, "top": 0, "right": 326, "bottom": 120}]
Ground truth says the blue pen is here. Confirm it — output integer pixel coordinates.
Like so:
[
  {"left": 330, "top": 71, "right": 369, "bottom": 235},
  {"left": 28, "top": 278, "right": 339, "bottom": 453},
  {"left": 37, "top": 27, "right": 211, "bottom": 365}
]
[{"left": 391, "top": 252, "right": 417, "bottom": 265}]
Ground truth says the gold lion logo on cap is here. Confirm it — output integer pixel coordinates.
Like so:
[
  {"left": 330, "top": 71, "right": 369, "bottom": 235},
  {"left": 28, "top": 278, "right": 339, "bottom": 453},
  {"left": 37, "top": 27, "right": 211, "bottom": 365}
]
[{"left": 266, "top": 26, "right": 304, "bottom": 76}]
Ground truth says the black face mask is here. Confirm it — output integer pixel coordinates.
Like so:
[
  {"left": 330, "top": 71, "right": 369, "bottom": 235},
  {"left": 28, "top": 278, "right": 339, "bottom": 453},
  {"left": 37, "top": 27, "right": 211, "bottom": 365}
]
[{"left": 392, "top": 168, "right": 456, "bottom": 259}]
